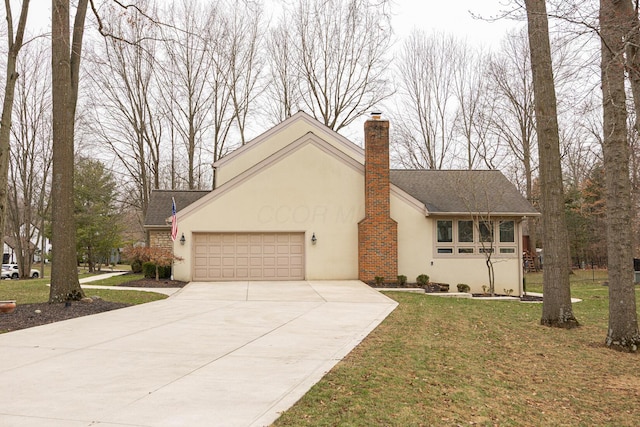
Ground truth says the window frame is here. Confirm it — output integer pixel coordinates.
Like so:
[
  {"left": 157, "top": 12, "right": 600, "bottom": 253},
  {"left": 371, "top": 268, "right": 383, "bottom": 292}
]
[{"left": 433, "top": 217, "right": 518, "bottom": 258}]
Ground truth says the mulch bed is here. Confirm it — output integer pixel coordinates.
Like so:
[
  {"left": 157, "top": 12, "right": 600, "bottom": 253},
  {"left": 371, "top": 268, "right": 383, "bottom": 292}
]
[
  {"left": 116, "top": 277, "right": 188, "bottom": 288},
  {"left": 0, "top": 299, "right": 129, "bottom": 333},
  {"left": 0, "top": 276, "right": 189, "bottom": 334}
]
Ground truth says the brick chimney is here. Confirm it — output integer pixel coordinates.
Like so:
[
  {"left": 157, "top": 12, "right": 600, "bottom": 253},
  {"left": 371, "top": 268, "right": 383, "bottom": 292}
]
[{"left": 358, "top": 113, "right": 398, "bottom": 283}]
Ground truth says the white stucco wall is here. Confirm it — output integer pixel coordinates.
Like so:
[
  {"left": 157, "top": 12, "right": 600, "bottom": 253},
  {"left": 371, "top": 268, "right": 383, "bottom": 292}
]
[
  {"left": 215, "top": 114, "right": 363, "bottom": 187},
  {"left": 392, "top": 201, "right": 522, "bottom": 293},
  {"left": 174, "top": 139, "right": 366, "bottom": 281}
]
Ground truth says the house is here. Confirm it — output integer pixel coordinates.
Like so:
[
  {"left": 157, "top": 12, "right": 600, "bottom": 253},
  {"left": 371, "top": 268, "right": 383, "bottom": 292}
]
[
  {"left": 144, "top": 112, "right": 538, "bottom": 294},
  {"left": 3, "top": 228, "right": 51, "bottom": 264}
]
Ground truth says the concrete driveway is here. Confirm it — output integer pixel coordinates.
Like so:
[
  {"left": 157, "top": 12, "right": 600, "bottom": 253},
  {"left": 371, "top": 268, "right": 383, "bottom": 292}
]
[{"left": 0, "top": 281, "right": 397, "bottom": 427}]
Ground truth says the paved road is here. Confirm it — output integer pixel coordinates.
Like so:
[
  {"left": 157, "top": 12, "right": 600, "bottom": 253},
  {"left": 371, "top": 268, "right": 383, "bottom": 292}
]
[{"left": 0, "top": 281, "right": 397, "bottom": 426}]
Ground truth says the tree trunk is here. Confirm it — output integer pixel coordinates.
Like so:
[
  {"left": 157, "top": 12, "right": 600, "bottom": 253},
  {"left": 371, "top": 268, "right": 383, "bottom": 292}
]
[
  {"left": 600, "top": 0, "right": 640, "bottom": 351},
  {"left": 524, "top": 0, "right": 578, "bottom": 328},
  {"left": 50, "top": 0, "right": 88, "bottom": 302},
  {"left": 0, "top": 2, "right": 30, "bottom": 269}
]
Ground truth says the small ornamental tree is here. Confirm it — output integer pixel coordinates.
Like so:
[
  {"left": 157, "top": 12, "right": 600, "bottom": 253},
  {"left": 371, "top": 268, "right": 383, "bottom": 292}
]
[{"left": 122, "top": 245, "right": 183, "bottom": 280}]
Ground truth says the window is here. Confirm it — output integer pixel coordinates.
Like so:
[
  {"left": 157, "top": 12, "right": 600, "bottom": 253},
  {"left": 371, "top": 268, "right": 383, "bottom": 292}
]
[
  {"left": 458, "top": 220, "right": 474, "bottom": 242},
  {"left": 500, "top": 221, "right": 515, "bottom": 243},
  {"left": 437, "top": 220, "right": 453, "bottom": 242},
  {"left": 479, "top": 221, "right": 493, "bottom": 242},
  {"left": 434, "top": 218, "right": 518, "bottom": 257}
]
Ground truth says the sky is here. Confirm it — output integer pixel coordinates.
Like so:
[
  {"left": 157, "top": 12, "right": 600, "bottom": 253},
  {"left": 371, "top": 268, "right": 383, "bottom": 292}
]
[
  {"left": 392, "top": 0, "right": 519, "bottom": 47},
  {"left": 25, "top": 0, "right": 520, "bottom": 48}
]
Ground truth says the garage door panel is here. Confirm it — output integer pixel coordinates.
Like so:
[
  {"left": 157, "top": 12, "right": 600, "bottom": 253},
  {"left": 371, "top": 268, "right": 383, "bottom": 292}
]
[
  {"left": 193, "top": 232, "right": 305, "bottom": 281},
  {"left": 263, "top": 257, "right": 275, "bottom": 266}
]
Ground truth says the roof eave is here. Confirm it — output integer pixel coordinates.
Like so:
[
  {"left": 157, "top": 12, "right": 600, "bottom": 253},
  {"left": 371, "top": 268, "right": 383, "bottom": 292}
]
[{"left": 427, "top": 211, "right": 540, "bottom": 217}]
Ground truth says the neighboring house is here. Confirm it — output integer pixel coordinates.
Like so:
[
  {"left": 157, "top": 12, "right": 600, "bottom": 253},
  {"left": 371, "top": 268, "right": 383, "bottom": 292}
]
[
  {"left": 144, "top": 112, "right": 538, "bottom": 294},
  {"left": 3, "top": 229, "right": 51, "bottom": 264}
]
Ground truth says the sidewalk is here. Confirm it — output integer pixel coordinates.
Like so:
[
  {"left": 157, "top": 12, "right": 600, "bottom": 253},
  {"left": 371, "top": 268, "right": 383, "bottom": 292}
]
[{"left": 78, "top": 271, "right": 182, "bottom": 297}]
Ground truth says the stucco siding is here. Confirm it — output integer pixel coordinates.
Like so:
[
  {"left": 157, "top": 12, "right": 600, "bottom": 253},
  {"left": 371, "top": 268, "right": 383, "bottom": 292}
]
[
  {"left": 391, "top": 193, "right": 431, "bottom": 282},
  {"left": 215, "top": 117, "right": 363, "bottom": 187},
  {"left": 427, "top": 257, "right": 522, "bottom": 294},
  {"left": 173, "top": 142, "right": 365, "bottom": 282},
  {"left": 391, "top": 197, "right": 523, "bottom": 293}
]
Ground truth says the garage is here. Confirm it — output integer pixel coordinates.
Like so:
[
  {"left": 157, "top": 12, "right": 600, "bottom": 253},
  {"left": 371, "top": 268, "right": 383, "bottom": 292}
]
[{"left": 192, "top": 232, "right": 304, "bottom": 281}]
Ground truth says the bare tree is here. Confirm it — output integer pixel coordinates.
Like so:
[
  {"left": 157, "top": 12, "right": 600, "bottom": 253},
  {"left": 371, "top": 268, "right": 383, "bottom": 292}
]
[
  {"left": 50, "top": 0, "right": 89, "bottom": 302},
  {"left": 599, "top": 0, "right": 640, "bottom": 351},
  {"left": 487, "top": 30, "right": 542, "bottom": 265},
  {"left": 6, "top": 39, "right": 52, "bottom": 279},
  {"left": 265, "top": 22, "right": 300, "bottom": 123},
  {"left": 86, "top": 1, "right": 161, "bottom": 218},
  {"left": 271, "top": 0, "right": 392, "bottom": 132},
  {"left": 525, "top": 0, "right": 578, "bottom": 328},
  {"left": 0, "top": 1, "right": 30, "bottom": 269},
  {"left": 158, "top": 0, "right": 217, "bottom": 189},
  {"left": 393, "top": 31, "right": 462, "bottom": 169},
  {"left": 224, "top": 2, "right": 264, "bottom": 145},
  {"left": 451, "top": 46, "right": 497, "bottom": 169}
]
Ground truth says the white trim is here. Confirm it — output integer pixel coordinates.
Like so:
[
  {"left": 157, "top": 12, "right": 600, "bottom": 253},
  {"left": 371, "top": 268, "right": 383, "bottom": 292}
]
[{"left": 213, "top": 111, "right": 364, "bottom": 168}]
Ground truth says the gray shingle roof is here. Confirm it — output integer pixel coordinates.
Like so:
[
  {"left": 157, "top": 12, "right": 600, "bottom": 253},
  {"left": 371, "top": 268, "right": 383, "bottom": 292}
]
[
  {"left": 144, "top": 190, "right": 210, "bottom": 227},
  {"left": 144, "top": 171, "right": 537, "bottom": 227},
  {"left": 390, "top": 170, "right": 538, "bottom": 216}
]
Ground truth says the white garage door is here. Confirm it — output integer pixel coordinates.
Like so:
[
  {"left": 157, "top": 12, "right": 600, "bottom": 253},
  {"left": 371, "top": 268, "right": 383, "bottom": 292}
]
[{"left": 193, "top": 232, "right": 305, "bottom": 281}]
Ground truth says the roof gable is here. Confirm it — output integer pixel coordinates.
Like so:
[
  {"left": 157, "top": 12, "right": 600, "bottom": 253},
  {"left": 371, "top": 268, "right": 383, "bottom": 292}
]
[
  {"left": 178, "top": 132, "right": 426, "bottom": 223},
  {"left": 144, "top": 190, "right": 210, "bottom": 227},
  {"left": 389, "top": 170, "right": 538, "bottom": 216},
  {"left": 213, "top": 111, "right": 364, "bottom": 186}
]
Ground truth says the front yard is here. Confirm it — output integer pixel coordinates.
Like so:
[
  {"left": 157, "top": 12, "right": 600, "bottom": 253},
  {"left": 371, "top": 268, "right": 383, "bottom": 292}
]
[{"left": 275, "top": 270, "right": 639, "bottom": 426}]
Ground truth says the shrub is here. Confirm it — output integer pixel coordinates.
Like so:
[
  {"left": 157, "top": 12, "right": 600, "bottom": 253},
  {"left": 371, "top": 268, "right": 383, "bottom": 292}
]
[
  {"left": 457, "top": 283, "right": 470, "bottom": 293},
  {"left": 397, "top": 275, "right": 407, "bottom": 286},
  {"left": 123, "top": 245, "right": 183, "bottom": 280},
  {"left": 142, "top": 262, "right": 171, "bottom": 279},
  {"left": 131, "top": 260, "right": 143, "bottom": 273},
  {"left": 374, "top": 276, "right": 385, "bottom": 286},
  {"left": 416, "top": 274, "right": 429, "bottom": 286},
  {"left": 142, "top": 262, "right": 155, "bottom": 278}
]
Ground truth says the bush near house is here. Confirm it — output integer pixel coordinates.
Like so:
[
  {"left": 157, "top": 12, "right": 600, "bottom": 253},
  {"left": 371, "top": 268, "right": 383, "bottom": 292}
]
[
  {"left": 416, "top": 274, "right": 429, "bottom": 287},
  {"left": 122, "top": 245, "right": 182, "bottom": 280},
  {"left": 142, "top": 262, "right": 171, "bottom": 280},
  {"left": 457, "top": 283, "right": 471, "bottom": 293}
]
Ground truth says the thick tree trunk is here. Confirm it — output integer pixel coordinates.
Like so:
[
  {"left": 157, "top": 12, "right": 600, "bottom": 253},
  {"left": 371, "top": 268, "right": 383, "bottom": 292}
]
[
  {"left": 50, "top": 0, "right": 87, "bottom": 302},
  {"left": 524, "top": 0, "right": 578, "bottom": 328},
  {"left": 600, "top": 0, "right": 640, "bottom": 352}
]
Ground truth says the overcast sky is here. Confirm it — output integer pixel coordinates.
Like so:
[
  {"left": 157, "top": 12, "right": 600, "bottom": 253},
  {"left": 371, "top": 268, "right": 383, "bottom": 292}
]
[
  {"left": 25, "top": 0, "right": 520, "bottom": 48},
  {"left": 393, "top": 0, "right": 520, "bottom": 47}
]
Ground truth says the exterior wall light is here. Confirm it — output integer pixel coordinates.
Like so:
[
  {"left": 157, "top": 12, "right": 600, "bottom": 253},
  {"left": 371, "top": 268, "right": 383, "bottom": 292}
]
[
  {"left": 311, "top": 232, "right": 317, "bottom": 245},
  {"left": 180, "top": 233, "right": 186, "bottom": 245}
]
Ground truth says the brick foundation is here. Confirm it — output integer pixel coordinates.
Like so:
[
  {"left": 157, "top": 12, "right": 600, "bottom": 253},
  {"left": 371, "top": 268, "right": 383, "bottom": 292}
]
[{"left": 358, "top": 117, "right": 398, "bottom": 282}]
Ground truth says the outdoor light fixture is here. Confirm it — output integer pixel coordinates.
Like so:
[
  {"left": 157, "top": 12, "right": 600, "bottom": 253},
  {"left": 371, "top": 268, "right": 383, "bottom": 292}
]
[
  {"left": 311, "top": 232, "right": 317, "bottom": 245},
  {"left": 180, "top": 233, "right": 186, "bottom": 245}
]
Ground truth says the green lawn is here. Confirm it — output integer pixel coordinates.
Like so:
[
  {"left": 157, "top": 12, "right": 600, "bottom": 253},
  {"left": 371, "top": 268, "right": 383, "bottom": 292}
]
[
  {"left": 274, "top": 270, "right": 639, "bottom": 427},
  {"left": 0, "top": 273, "right": 165, "bottom": 305}
]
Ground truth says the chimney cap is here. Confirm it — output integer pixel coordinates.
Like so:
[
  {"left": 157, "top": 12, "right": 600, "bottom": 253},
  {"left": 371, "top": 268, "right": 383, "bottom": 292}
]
[{"left": 369, "top": 111, "right": 383, "bottom": 120}]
